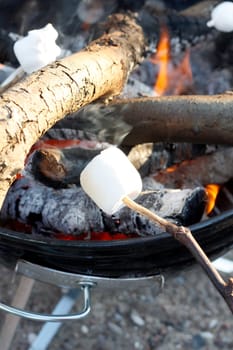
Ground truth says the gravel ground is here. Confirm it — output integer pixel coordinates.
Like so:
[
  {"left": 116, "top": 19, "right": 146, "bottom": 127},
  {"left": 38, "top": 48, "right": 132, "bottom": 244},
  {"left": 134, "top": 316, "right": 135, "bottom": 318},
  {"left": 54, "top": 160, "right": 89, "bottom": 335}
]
[{"left": 0, "top": 251, "right": 232, "bottom": 350}]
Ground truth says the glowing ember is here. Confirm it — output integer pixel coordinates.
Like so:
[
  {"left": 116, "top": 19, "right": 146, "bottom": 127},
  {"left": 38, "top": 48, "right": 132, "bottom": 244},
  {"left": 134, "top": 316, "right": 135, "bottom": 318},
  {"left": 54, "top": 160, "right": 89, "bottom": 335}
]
[
  {"left": 4, "top": 217, "right": 139, "bottom": 241},
  {"left": 205, "top": 184, "right": 221, "bottom": 214},
  {"left": 55, "top": 232, "right": 139, "bottom": 241},
  {"left": 29, "top": 139, "right": 81, "bottom": 153},
  {"left": 164, "top": 164, "right": 178, "bottom": 173},
  {"left": 151, "top": 26, "right": 193, "bottom": 95}
]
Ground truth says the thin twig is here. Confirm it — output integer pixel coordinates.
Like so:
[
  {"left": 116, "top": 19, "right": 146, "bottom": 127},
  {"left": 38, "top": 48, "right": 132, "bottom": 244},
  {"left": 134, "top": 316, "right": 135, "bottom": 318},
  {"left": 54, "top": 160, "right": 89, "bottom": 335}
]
[
  {"left": 0, "top": 66, "right": 25, "bottom": 94},
  {"left": 123, "top": 196, "right": 233, "bottom": 314}
]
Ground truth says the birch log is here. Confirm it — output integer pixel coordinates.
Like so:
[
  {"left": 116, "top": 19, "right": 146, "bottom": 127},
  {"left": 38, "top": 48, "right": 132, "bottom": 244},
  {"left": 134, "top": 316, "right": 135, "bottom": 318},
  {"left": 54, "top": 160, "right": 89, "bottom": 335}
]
[{"left": 0, "top": 13, "right": 145, "bottom": 207}]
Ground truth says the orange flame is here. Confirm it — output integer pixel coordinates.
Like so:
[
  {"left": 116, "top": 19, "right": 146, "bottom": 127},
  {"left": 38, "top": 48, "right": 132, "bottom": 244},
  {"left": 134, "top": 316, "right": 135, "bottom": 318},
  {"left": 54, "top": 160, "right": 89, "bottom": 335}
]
[
  {"left": 205, "top": 184, "right": 221, "bottom": 214},
  {"left": 151, "top": 27, "right": 193, "bottom": 95},
  {"left": 151, "top": 27, "right": 170, "bottom": 95}
]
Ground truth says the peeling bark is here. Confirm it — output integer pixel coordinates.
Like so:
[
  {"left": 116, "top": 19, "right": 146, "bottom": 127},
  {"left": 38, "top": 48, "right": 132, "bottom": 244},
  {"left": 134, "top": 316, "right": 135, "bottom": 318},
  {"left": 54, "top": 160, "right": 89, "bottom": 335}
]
[{"left": 0, "top": 13, "right": 145, "bottom": 207}]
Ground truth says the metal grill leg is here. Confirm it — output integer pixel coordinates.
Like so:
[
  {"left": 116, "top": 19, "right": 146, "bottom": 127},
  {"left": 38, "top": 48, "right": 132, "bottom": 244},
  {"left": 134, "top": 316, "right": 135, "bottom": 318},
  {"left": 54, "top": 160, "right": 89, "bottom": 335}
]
[{"left": 28, "top": 289, "right": 81, "bottom": 350}]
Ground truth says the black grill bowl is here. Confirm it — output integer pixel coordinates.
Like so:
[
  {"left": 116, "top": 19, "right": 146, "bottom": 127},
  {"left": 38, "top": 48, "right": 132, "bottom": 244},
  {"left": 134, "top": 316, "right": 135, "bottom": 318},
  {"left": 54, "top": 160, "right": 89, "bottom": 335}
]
[{"left": 0, "top": 210, "right": 233, "bottom": 278}]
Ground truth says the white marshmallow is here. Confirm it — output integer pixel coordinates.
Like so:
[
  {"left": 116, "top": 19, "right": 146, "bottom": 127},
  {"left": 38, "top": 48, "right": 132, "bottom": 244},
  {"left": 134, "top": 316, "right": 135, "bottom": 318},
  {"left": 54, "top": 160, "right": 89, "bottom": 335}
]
[
  {"left": 207, "top": 2, "right": 233, "bottom": 32},
  {"left": 80, "top": 147, "right": 142, "bottom": 215},
  {"left": 13, "top": 23, "right": 61, "bottom": 74}
]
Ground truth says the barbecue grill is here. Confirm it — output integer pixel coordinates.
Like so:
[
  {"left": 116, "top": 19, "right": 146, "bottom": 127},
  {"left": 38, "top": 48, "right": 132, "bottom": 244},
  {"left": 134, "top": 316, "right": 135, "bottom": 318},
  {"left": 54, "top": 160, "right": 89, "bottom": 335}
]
[
  {"left": 0, "top": 199, "right": 233, "bottom": 321},
  {"left": 0, "top": 0, "right": 233, "bottom": 328},
  {"left": 0, "top": 210, "right": 233, "bottom": 278}
]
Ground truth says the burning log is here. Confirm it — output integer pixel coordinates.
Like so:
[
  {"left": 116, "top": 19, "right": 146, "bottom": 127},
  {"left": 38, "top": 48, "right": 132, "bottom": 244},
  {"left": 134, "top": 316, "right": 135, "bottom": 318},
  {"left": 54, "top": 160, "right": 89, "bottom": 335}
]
[{"left": 80, "top": 94, "right": 233, "bottom": 147}]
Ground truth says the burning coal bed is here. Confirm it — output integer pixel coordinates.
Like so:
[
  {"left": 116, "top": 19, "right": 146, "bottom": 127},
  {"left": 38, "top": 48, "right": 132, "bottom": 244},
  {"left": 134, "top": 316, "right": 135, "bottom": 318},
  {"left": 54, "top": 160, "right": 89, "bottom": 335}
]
[{"left": 1, "top": 0, "right": 233, "bottom": 242}]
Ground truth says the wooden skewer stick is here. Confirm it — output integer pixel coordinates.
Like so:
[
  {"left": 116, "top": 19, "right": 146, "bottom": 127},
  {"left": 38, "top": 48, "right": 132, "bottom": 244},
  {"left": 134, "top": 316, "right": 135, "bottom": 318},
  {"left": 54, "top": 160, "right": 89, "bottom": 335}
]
[
  {"left": 80, "top": 147, "right": 233, "bottom": 314},
  {"left": 0, "top": 67, "right": 25, "bottom": 93},
  {"left": 123, "top": 196, "right": 233, "bottom": 314}
]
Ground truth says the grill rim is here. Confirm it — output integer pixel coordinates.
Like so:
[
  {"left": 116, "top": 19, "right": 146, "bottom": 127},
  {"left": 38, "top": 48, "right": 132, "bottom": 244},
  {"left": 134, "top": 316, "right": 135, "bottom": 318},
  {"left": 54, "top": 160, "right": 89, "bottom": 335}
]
[
  {"left": 0, "top": 208, "right": 232, "bottom": 277},
  {"left": 0, "top": 207, "right": 233, "bottom": 247}
]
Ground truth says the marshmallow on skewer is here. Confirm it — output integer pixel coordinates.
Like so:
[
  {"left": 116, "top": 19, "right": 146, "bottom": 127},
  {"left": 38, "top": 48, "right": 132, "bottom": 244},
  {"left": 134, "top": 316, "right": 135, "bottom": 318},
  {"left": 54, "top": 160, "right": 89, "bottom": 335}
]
[
  {"left": 80, "top": 147, "right": 142, "bottom": 215},
  {"left": 13, "top": 23, "right": 61, "bottom": 74},
  {"left": 1, "top": 24, "right": 61, "bottom": 90},
  {"left": 80, "top": 146, "right": 226, "bottom": 303},
  {"left": 207, "top": 2, "right": 233, "bottom": 32}
]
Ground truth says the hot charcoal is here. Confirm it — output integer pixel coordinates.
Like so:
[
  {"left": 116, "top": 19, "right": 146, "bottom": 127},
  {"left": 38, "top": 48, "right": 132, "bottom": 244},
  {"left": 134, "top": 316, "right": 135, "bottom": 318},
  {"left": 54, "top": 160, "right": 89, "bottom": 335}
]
[
  {"left": 153, "top": 147, "right": 233, "bottom": 189},
  {"left": 1, "top": 121, "right": 208, "bottom": 236},
  {"left": 1, "top": 175, "right": 206, "bottom": 236}
]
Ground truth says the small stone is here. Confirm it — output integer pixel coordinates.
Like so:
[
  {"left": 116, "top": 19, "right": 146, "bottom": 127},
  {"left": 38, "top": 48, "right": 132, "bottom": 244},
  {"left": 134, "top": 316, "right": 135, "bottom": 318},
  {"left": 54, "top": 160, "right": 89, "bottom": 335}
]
[
  {"left": 117, "top": 301, "right": 130, "bottom": 314},
  {"left": 114, "top": 311, "right": 124, "bottom": 322},
  {"left": 192, "top": 334, "right": 206, "bottom": 349},
  {"left": 134, "top": 340, "right": 143, "bottom": 349},
  {"left": 27, "top": 332, "right": 37, "bottom": 344},
  {"left": 209, "top": 319, "right": 218, "bottom": 329},
  {"left": 108, "top": 321, "right": 123, "bottom": 335},
  {"left": 130, "top": 310, "right": 145, "bottom": 326},
  {"left": 200, "top": 331, "right": 214, "bottom": 341},
  {"left": 81, "top": 325, "right": 89, "bottom": 334},
  {"left": 175, "top": 276, "right": 185, "bottom": 285}
]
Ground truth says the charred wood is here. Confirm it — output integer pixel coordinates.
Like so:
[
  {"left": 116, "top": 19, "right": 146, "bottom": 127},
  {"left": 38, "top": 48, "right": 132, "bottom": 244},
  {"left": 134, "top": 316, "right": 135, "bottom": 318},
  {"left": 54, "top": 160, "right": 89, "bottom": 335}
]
[
  {"left": 28, "top": 143, "right": 109, "bottom": 188},
  {"left": 159, "top": 0, "right": 209, "bottom": 12},
  {"left": 153, "top": 147, "right": 233, "bottom": 188},
  {"left": 128, "top": 143, "right": 210, "bottom": 178},
  {"left": 1, "top": 176, "right": 206, "bottom": 236},
  {"left": 37, "top": 110, "right": 211, "bottom": 178},
  {"left": 137, "top": 0, "right": 213, "bottom": 54},
  {"left": 0, "top": 0, "right": 213, "bottom": 65},
  {"left": 212, "top": 32, "right": 233, "bottom": 71},
  {"left": 0, "top": 29, "right": 17, "bottom": 66}
]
